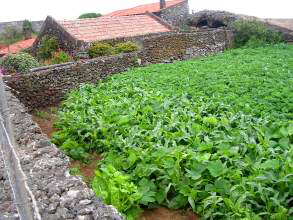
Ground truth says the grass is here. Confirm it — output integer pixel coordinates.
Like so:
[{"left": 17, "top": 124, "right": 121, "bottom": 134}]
[{"left": 53, "top": 44, "right": 293, "bottom": 219}]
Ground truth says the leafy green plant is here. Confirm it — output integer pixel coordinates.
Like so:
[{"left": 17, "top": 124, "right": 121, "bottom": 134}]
[
  {"left": 78, "top": 13, "right": 102, "bottom": 19},
  {"left": 0, "top": 52, "right": 39, "bottom": 74},
  {"left": 37, "top": 35, "right": 58, "bottom": 60},
  {"left": 69, "top": 167, "right": 81, "bottom": 176},
  {"left": 51, "top": 50, "right": 72, "bottom": 64},
  {"left": 230, "top": 20, "right": 283, "bottom": 48},
  {"left": 88, "top": 42, "right": 113, "bottom": 58},
  {"left": 53, "top": 45, "right": 293, "bottom": 219},
  {"left": 114, "top": 41, "right": 139, "bottom": 54},
  {"left": 92, "top": 165, "right": 142, "bottom": 220}
]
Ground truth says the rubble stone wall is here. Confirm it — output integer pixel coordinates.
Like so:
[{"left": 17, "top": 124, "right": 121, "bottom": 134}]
[
  {"left": 0, "top": 89, "right": 123, "bottom": 220},
  {"left": 4, "top": 29, "right": 233, "bottom": 111}
]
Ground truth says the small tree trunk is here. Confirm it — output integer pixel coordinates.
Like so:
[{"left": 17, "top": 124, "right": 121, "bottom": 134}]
[{"left": 160, "top": 0, "right": 166, "bottom": 9}]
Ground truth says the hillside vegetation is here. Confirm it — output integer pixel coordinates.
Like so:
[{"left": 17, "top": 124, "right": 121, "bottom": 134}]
[{"left": 53, "top": 44, "right": 293, "bottom": 219}]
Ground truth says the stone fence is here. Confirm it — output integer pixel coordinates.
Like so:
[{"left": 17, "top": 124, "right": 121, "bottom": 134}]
[
  {"left": 4, "top": 29, "right": 233, "bottom": 111},
  {"left": 0, "top": 85, "right": 123, "bottom": 220}
]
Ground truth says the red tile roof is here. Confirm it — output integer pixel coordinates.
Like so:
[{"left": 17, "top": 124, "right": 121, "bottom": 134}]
[
  {"left": 59, "top": 14, "right": 172, "bottom": 42},
  {"left": 106, "top": 0, "right": 184, "bottom": 16},
  {"left": 0, "top": 38, "right": 35, "bottom": 56}
]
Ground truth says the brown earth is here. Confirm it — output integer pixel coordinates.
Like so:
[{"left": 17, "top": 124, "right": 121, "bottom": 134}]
[
  {"left": 69, "top": 153, "right": 102, "bottom": 184},
  {"left": 138, "top": 208, "right": 199, "bottom": 220},
  {"left": 31, "top": 106, "right": 58, "bottom": 138}
]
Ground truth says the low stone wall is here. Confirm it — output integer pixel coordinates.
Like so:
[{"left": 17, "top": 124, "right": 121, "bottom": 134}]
[
  {"left": 4, "top": 29, "right": 233, "bottom": 111},
  {"left": 5, "top": 53, "right": 139, "bottom": 110},
  {"left": 2, "top": 88, "right": 123, "bottom": 220},
  {"left": 140, "top": 29, "right": 233, "bottom": 63}
]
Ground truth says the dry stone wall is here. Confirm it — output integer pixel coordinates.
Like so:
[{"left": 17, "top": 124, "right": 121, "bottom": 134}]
[
  {"left": 4, "top": 29, "right": 233, "bottom": 111},
  {"left": 2, "top": 88, "right": 123, "bottom": 220},
  {"left": 140, "top": 29, "right": 232, "bottom": 63}
]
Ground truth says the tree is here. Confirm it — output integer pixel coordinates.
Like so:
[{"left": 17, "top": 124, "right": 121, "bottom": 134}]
[
  {"left": 0, "top": 26, "right": 22, "bottom": 53},
  {"left": 23, "top": 20, "right": 33, "bottom": 39},
  {"left": 78, "top": 13, "right": 102, "bottom": 19}
]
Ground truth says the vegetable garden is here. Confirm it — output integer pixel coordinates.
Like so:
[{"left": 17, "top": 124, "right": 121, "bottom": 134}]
[{"left": 52, "top": 44, "right": 293, "bottom": 219}]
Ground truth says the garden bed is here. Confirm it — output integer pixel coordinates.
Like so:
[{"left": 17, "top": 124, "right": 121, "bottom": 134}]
[{"left": 37, "top": 44, "right": 292, "bottom": 219}]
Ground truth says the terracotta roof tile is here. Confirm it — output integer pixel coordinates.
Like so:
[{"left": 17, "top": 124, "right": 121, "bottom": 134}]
[
  {"left": 0, "top": 38, "right": 35, "bottom": 55},
  {"left": 106, "top": 0, "right": 184, "bottom": 16},
  {"left": 59, "top": 14, "right": 171, "bottom": 42}
]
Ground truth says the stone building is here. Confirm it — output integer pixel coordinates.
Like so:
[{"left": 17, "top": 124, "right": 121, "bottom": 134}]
[
  {"left": 106, "top": 0, "right": 189, "bottom": 26},
  {"left": 31, "top": 13, "right": 173, "bottom": 54}
]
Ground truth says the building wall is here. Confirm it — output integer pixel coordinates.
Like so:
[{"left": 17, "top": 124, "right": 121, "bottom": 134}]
[
  {"left": 160, "top": 0, "right": 189, "bottom": 26},
  {"left": 0, "top": 20, "right": 44, "bottom": 34},
  {"left": 4, "top": 29, "right": 233, "bottom": 110},
  {"left": 30, "top": 16, "right": 85, "bottom": 55}
]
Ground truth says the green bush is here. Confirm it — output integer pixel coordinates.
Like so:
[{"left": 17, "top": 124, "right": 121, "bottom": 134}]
[
  {"left": 230, "top": 20, "right": 283, "bottom": 48},
  {"left": 51, "top": 50, "right": 71, "bottom": 64},
  {"left": 0, "top": 52, "right": 39, "bottom": 73},
  {"left": 37, "top": 36, "right": 58, "bottom": 60},
  {"left": 88, "top": 42, "right": 113, "bottom": 58},
  {"left": 78, "top": 13, "right": 102, "bottom": 19},
  {"left": 114, "top": 41, "right": 139, "bottom": 54}
]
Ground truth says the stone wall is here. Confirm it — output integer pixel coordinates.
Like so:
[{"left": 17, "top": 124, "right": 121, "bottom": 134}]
[
  {"left": 1, "top": 88, "right": 123, "bottom": 220},
  {"left": 140, "top": 29, "right": 233, "bottom": 63},
  {"left": 0, "top": 20, "right": 44, "bottom": 34},
  {"left": 4, "top": 29, "right": 233, "bottom": 111},
  {"left": 159, "top": 0, "right": 189, "bottom": 26},
  {"left": 30, "top": 16, "right": 84, "bottom": 55}
]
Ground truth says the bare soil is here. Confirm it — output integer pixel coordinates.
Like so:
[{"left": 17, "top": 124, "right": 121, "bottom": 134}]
[
  {"left": 70, "top": 153, "right": 102, "bottom": 184},
  {"left": 138, "top": 208, "right": 199, "bottom": 220},
  {"left": 31, "top": 106, "right": 58, "bottom": 138}
]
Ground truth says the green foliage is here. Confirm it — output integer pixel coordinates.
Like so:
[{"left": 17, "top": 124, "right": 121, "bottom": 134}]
[
  {"left": 231, "top": 20, "right": 283, "bottom": 48},
  {"left": 53, "top": 45, "right": 293, "bottom": 219},
  {"left": 37, "top": 35, "right": 58, "bottom": 60},
  {"left": 51, "top": 50, "right": 71, "bottom": 64},
  {"left": 88, "top": 42, "right": 113, "bottom": 58},
  {"left": 0, "top": 52, "right": 39, "bottom": 73},
  {"left": 23, "top": 19, "right": 32, "bottom": 31},
  {"left": 78, "top": 13, "right": 102, "bottom": 19},
  {"left": 69, "top": 167, "right": 81, "bottom": 176},
  {"left": 114, "top": 41, "right": 139, "bottom": 54},
  {"left": 92, "top": 165, "right": 142, "bottom": 220}
]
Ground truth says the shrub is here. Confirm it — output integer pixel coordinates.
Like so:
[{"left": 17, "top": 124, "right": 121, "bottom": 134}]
[
  {"left": 37, "top": 36, "right": 58, "bottom": 60},
  {"left": 0, "top": 52, "right": 39, "bottom": 74},
  {"left": 78, "top": 13, "right": 102, "bottom": 19},
  {"left": 88, "top": 42, "right": 113, "bottom": 58},
  {"left": 114, "top": 41, "right": 139, "bottom": 54},
  {"left": 51, "top": 50, "right": 71, "bottom": 64},
  {"left": 230, "top": 20, "right": 283, "bottom": 48}
]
